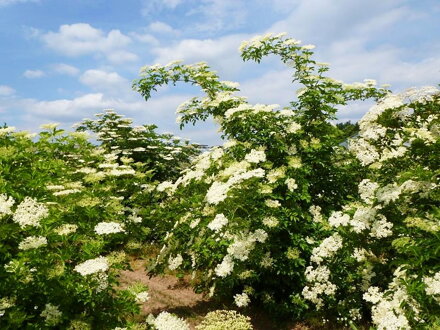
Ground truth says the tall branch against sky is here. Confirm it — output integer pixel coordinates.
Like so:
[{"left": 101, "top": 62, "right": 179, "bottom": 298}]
[{"left": 0, "top": 0, "right": 439, "bottom": 144}]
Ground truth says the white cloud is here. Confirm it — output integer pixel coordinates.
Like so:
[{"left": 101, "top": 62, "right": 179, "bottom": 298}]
[
  {"left": 40, "top": 23, "right": 137, "bottom": 63},
  {"left": 21, "top": 93, "right": 146, "bottom": 122},
  {"left": 79, "top": 69, "right": 129, "bottom": 95},
  {"left": 0, "top": 0, "right": 37, "bottom": 7},
  {"left": 130, "top": 32, "right": 159, "bottom": 45},
  {"left": 106, "top": 50, "right": 139, "bottom": 63},
  {"left": 0, "top": 85, "right": 15, "bottom": 96},
  {"left": 148, "top": 21, "right": 179, "bottom": 35},
  {"left": 52, "top": 63, "right": 80, "bottom": 76},
  {"left": 266, "top": 0, "right": 407, "bottom": 45},
  {"left": 240, "top": 69, "right": 295, "bottom": 106},
  {"left": 23, "top": 69, "right": 45, "bottom": 78},
  {"left": 3, "top": 89, "right": 222, "bottom": 144},
  {"left": 151, "top": 34, "right": 248, "bottom": 77}
]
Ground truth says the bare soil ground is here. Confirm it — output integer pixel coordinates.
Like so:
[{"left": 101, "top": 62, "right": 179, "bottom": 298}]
[{"left": 119, "top": 258, "right": 314, "bottom": 330}]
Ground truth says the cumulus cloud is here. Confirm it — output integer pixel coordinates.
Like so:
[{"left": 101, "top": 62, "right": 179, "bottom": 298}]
[
  {"left": 0, "top": 85, "right": 15, "bottom": 96},
  {"left": 130, "top": 32, "right": 159, "bottom": 45},
  {"left": 239, "top": 69, "right": 295, "bottom": 106},
  {"left": 40, "top": 23, "right": 138, "bottom": 63},
  {"left": 151, "top": 34, "right": 248, "bottom": 77},
  {"left": 79, "top": 69, "right": 130, "bottom": 95},
  {"left": 52, "top": 63, "right": 80, "bottom": 76},
  {"left": 19, "top": 93, "right": 146, "bottom": 123},
  {"left": 23, "top": 69, "right": 45, "bottom": 78},
  {"left": 148, "top": 21, "right": 179, "bottom": 35}
]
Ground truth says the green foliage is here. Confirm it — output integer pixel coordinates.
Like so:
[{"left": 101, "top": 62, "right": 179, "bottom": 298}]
[
  {"left": 303, "top": 88, "right": 440, "bottom": 328},
  {"left": 0, "top": 123, "right": 156, "bottom": 328},
  {"left": 133, "top": 33, "right": 393, "bottom": 319}
]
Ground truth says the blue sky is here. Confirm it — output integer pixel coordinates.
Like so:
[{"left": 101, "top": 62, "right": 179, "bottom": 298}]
[{"left": 0, "top": 0, "right": 439, "bottom": 144}]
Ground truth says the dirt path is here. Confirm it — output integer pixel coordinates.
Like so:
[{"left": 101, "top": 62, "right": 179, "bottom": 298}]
[
  {"left": 119, "top": 259, "right": 209, "bottom": 317},
  {"left": 119, "top": 259, "right": 312, "bottom": 329}
]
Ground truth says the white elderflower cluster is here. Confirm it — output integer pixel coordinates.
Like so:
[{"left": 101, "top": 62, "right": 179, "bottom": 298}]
[
  {"left": 349, "top": 207, "right": 377, "bottom": 233},
  {"left": 189, "top": 218, "right": 201, "bottom": 229},
  {"left": 52, "top": 189, "right": 81, "bottom": 196},
  {"left": 262, "top": 216, "right": 279, "bottom": 228},
  {"left": 423, "top": 272, "right": 440, "bottom": 296},
  {"left": 309, "top": 205, "right": 323, "bottom": 223},
  {"left": 127, "top": 213, "right": 142, "bottom": 223},
  {"left": 0, "top": 126, "right": 16, "bottom": 136},
  {"left": 54, "top": 224, "right": 78, "bottom": 235},
  {"left": 40, "top": 303, "right": 62, "bottom": 326},
  {"left": 227, "top": 229, "right": 268, "bottom": 261},
  {"left": 223, "top": 139, "right": 238, "bottom": 149},
  {"left": 363, "top": 286, "right": 411, "bottom": 330},
  {"left": 260, "top": 252, "right": 274, "bottom": 268},
  {"left": 152, "top": 311, "right": 190, "bottom": 330},
  {"left": 351, "top": 248, "right": 366, "bottom": 262},
  {"left": 376, "top": 184, "right": 401, "bottom": 205},
  {"left": 196, "top": 310, "right": 252, "bottom": 330},
  {"left": 302, "top": 265, "right": 337, "bottom": 309},
  {"left": 244, "top": 149, "right": 266, "bottom": 163},
  {"left": 359, "top": 94, "right": 403, "bottom": 127},
  {"left": 92, "top": 272, "right": 109, "bottom": 292},
  {"left": 156, "top": 181, "right": 175, "bottom": 192},
  {"left": 221, "top": 80, "right": 240, "bottom": 89},
  {"left": 206, "top": 168, "right": 265, "bottom": 204},
  {"left": 215, "top": 255, "right": 234, "bottom": 277},
  {"left": 363, "top": 268, "right": 421, "bottom": 330},
  {"left": 310, "top": 233, "right": 343, "bottom": 264},
  {"left": 219, "top": 160, "right": 249, "bottom": 178},
  {"left": 227, "top": 238, "right": 256, "bottom": 261},
  {"left": 0, "top": 297, "right": 15, "bottom": 317},
  {"left": 0, "top": 194, "right": 14, "bottom": 216},
  {"left": 359, "top": 123, "right": 387, "bottom": 141},
  {"left": 233, "top": 292, "right": 250, "bottom": 307},
  {"left": 94, "top": 222, "right": 125, "bottom": 235},
  {"left": 210, "top": 147, "right": 224, "bottom": 160},
  {"left": 135, "top": 291, "right": 150, "bottom": 303},
  {"left": 107, "top": 167, "right": 136, "bottom": 176},
  {"left": 265, "top": 199, "right": 281, "bottom": 208},
  {"left": 286, "top": 121, "right": 302, "bottom": 134},
  {"left": 18, "top": 236, "right": 48, "bottom": 250},
  {"left": 348, "top": 138, "right": 380, "bottom": 166},
  {"left": 13, "top": 197, "right": 49, "bottom": 228},
  {"left": 370, "top": 215, "right": 393, "bottom": 238},
  {"left": 358, "top": 179, "right": 379, "bottom": 204},
  {"left": 168, "top": 254, "right": 183, "bottom": 270},
  {"left": 40, "top": 123, "right": 60, "bottom": 130},
  {"left": 225, "top": 103, "right": 278, "bottom": 119},
  {"left": 363, "top": 286, "right": 383, "bottom": 304},
  {"left": 328, "top": 211, "right": 350, "bottom": 228},
  {"left": 74, "top": 256, "right": 109, "bottom": 276},
  {"left": 214, "top": 229, "right": 268, "bottom": 277},
  {"left": 266, "top": 166, "right": 286, "bottom": 183},
  {"left": 207, "top": 213, "right": 228, "bottom": 232},
  {"left": 206, "top": 181, "right": 230, "bottom": 204},
  {"left": 285, "top": 178, "right": 298, "bottom": 191}
]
